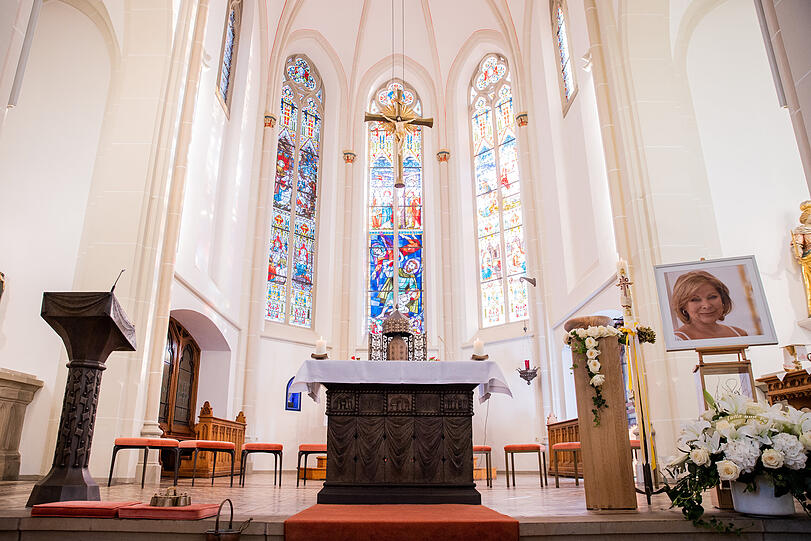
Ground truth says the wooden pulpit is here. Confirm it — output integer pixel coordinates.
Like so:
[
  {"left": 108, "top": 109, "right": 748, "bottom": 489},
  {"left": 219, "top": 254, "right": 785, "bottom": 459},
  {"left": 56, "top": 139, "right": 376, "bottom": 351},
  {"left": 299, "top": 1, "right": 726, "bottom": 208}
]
[
  {"left": 27, "top": 292, "right": 136, "bottom": 506},
  {"left": 564, "top": 315, "right": 636, "bottom": 510}
]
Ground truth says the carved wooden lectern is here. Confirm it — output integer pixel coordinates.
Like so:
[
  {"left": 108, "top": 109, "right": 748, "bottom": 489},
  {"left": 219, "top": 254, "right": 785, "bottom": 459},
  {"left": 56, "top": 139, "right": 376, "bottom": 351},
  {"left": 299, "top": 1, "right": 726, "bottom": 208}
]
[{"left": 27, "top": 292, "right": 136, "bottom": 506}]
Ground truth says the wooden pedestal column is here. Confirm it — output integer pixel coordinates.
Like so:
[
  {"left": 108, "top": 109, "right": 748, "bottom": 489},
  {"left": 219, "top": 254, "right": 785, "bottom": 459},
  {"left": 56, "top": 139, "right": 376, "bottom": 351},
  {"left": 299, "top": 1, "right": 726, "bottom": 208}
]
[{"left": 564, "top": 315, "right": 636, "bottom": 510}]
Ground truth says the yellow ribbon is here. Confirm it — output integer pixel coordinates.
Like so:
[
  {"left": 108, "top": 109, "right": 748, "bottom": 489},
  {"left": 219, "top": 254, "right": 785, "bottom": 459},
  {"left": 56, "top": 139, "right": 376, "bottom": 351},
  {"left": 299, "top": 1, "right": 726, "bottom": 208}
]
[{"left": 620, "top": 322, "right": 657, "bottom": 469}]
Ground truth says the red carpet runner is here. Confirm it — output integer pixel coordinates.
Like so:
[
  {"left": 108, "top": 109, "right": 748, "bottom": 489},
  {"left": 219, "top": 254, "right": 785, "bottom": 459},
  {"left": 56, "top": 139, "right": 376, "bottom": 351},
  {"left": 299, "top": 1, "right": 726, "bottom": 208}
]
[{"left": 285, "top": 504, "right": 519, "bottom": 541}]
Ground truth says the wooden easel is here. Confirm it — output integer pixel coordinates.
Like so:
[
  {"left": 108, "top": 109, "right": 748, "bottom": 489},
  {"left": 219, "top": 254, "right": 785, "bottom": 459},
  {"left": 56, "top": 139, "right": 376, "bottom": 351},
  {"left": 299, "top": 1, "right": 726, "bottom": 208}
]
[{"left": 693, "top": 345, "right": 754, "bottom": 510}]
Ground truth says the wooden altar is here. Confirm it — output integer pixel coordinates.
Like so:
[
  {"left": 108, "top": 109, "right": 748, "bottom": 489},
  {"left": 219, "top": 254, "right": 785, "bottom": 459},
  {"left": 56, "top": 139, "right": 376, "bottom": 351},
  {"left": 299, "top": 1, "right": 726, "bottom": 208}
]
[
  {"left": 546, "top": 418, "right": 582, "bottom": 477},
  {"left": 318, "top": 383, "right": 479, "bottom": 504},
  {"left": 756, "top": 369, "right": 811, "bottom": 409},
  {"left": 161, "top": 402, "right": 246, "bottom": 478}
]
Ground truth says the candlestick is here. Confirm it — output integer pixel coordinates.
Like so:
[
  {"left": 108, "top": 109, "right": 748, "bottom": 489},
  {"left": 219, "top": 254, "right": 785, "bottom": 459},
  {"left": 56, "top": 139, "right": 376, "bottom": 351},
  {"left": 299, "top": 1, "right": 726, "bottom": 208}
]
[
  {"left": 617, "top": 258, "right": 628, "bottom": 276},
  {"left": 315, "top": 336, "right": 326, "bottom": 355},
  {"left": 473, "top": 338, "right": 484, "bottom": 356}
]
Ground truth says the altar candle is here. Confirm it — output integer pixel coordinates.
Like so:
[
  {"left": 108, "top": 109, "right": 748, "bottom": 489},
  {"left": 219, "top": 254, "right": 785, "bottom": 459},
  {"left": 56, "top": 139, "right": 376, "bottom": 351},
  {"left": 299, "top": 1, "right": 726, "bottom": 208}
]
[
  {"left": 524, "top": 359, "right": 530, "bottom": 370},
  {"left": 315, "top": 336, "right": 326, "bottom": 354},
  {"left": 473, "top": 338, "right": 484, "bottom": 356}
]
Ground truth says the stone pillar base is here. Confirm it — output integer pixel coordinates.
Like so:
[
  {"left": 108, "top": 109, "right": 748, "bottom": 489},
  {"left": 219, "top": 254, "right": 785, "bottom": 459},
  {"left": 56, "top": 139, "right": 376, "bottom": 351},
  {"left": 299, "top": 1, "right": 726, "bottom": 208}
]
[{"left": 0, "top": 369, "right": 44, "bottom": 481}]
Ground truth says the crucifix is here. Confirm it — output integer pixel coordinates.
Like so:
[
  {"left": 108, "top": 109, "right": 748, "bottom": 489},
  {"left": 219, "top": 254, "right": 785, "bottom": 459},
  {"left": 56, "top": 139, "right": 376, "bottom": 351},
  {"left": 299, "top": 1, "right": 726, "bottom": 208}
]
[{"left": 364, "top": 87, "right": 433, "bottom": 313}]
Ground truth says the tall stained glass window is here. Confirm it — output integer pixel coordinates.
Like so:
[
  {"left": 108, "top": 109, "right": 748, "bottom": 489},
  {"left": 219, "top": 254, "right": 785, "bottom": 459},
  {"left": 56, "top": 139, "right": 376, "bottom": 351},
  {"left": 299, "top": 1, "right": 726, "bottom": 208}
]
[
  {"left": 266, "top": 55, "right": 324, "bottom": 327},
  {"left": 469, "top": 54, "right": 528, "bottom": 328},
  {"left": 367, "top": 80, "right": 425, "bottom": 335},
  {"left": 552, "top": 0, "right": 577, "bottom": 113},
  {"left": 216, "top": 0, "right": 243, "bottom": 112}
]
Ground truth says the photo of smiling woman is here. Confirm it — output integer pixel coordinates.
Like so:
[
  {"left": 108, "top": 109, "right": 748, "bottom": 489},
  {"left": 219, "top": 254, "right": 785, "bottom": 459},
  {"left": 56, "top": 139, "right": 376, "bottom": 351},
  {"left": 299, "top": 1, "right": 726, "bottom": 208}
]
[
  {"left": 654, "top": 257, "right": 777, "bottom": 351},
  {"left": 671, "top": 271, "right": 747, "bottom": 340}
]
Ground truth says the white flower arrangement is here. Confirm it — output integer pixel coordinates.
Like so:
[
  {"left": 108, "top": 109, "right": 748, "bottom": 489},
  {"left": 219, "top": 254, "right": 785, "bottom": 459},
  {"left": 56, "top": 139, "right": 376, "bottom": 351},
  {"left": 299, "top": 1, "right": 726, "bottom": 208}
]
[
  {"left": 564, "top": 325, "right": 620, "bottom": 426},
  {"left": 667, "top": 391, "right": 811, "bottom": 530}
]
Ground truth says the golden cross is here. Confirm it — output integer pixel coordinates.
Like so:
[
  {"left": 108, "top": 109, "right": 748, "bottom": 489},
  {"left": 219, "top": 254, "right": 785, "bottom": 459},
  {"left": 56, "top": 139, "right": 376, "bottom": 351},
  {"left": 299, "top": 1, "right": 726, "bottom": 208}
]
[{"left": 364, "top": 88, "right": 433, "bottom": 187}]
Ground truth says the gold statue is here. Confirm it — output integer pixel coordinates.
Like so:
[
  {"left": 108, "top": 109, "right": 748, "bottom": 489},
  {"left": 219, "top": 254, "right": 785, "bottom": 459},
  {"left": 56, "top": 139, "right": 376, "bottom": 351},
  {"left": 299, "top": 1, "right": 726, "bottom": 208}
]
[{"left": 790, "top": 200, "right": 811, "bottom": 316}]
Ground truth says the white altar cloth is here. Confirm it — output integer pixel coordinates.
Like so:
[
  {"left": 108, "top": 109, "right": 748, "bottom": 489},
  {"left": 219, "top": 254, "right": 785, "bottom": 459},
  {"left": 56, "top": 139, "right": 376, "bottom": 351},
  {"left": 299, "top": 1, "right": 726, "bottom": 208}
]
[{"left": 290, "top": 360, "right": 512, "bottom": 404}]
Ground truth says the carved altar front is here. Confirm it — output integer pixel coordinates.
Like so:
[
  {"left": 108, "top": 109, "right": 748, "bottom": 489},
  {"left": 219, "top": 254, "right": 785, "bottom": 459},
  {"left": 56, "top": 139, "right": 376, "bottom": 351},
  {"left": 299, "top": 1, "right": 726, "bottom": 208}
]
[
  {"left": 756, "top": 369, "right": 811, "bottom": 409},
  {"left": 547, "top": 418, "right": 582, "bottom": 477},
  {"left": 318, "top": 383, "right": 479, "bottom": 505}
]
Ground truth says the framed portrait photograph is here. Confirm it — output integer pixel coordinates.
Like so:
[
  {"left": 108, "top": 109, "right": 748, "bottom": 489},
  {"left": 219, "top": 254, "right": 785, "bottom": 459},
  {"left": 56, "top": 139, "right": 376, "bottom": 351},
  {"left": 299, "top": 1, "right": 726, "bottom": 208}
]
[{"left": 654, "top": 256, "right": 777, "bottom": 351}]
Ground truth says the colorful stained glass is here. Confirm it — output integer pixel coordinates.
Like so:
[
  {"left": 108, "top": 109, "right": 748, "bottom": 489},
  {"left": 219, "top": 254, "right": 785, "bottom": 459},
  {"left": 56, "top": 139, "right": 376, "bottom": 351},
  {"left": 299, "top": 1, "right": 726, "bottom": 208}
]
[
  {"left": 475, "top": 55, "right": 507, "bottom": 90},
  {"left": 286, "top": 57, "right": 317, "bottom": 90},
  {"left": 556, "top": 4, "right": 575, "bottom": 101},
  {"left": 507, "top": 276, "right": 529, "bottom": 321},
  {"left": 368, "top": 81, "right": 424, "bottom": 334},
  {"left": 266, "top": 55, "right": 323, "bottom": 326},
  {"left": 481, "top": 280, "right": 505, "bottom": 327},
  {"left": 476, "top": 192, "right": 500, "bottom": 237},
  {"left": 470, "top": 54, "right": 529, "bottom": 327},
  {"left": 471, "top": 107, "right": 493, "bottom": 154},
  {"left": 504, "top": 226, "right": 526, "bottom": 276},
  {"left": 474, "top": 149, "right": 497, "bottom": 195},
  {"left": 479, "top": 234, "right": 502, "bottom": 282},
  {"left": 218, "top": 6, "right": 239, "bottom": 104}
]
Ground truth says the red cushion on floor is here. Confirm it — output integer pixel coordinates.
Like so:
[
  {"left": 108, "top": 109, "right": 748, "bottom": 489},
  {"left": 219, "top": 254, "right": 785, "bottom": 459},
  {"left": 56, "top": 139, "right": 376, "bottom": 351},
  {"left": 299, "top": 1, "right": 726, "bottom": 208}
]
[
  {"left": 31, "top": 501, "right": 140, "bottom": 518},
  {"left": 179, "top": 439, "right": 235, "bottom": 450},
  {"left": 504, "top": 444, "right": 543, "bottom": 452},
  {"left": 285, "top": 504, "right": 518, "bottom": 541},
  {"left": 552, "top": 442, "right": 581, "bottom": 450},
  {"left": 299, "top": 444, "right": 327, "bottom": 452},
  {"left": 473, "top": 445, "right": 491, "bottom": 452},
  {"left": 243, "top": 443, "right": 283, "bottom": 451},
  {"left": 630, "top": 439, "right": 640, "bottom": 449},
  {"left": 117, "top": 503, "right": 220, "bottom": 520}
]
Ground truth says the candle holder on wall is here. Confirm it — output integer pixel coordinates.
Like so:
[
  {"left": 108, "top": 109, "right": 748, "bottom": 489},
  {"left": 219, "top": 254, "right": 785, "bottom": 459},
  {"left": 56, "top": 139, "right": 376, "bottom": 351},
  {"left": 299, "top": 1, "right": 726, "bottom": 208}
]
[{"left": 517, "top": 366, "right": 538, "bottom": 385}]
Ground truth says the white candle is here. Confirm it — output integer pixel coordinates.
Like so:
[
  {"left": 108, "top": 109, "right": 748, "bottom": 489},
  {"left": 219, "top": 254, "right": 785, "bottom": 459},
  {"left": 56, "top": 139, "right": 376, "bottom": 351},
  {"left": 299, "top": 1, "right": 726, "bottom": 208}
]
[
  {"left": 315, "top": 336, "right": 326, "bottom": 355},
  {"left": 473, "top": 338, "right": 484, "bottom": 356}
]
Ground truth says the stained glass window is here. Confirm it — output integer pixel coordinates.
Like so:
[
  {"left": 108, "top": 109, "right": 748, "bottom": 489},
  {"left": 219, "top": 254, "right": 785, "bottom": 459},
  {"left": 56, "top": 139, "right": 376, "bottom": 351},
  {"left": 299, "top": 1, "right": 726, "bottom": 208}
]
[
  {"left": 217, "top": 1, "right": 243, "bottom": 112},
  {"left": 368, "top": 80, "right": 425, "bottom": 335},
  {"left": 469, "top": 54, "right": 528, "bottom": 327},
  {"left": 552, "top": 0, "right": 577, "bottom": 111},
  {"left": 266, "top": 55, "right": 324, "bottom": 327}
]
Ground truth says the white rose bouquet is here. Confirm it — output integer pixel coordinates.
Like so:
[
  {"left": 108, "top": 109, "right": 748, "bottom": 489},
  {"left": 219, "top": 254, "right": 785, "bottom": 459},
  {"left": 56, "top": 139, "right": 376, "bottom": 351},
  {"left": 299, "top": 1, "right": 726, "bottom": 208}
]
[
  {"left": 564, "top": 325, "right": 620, "bottom": 426},
  {"left": 666, "top": 391, "right": 811, "bottom": 531}
]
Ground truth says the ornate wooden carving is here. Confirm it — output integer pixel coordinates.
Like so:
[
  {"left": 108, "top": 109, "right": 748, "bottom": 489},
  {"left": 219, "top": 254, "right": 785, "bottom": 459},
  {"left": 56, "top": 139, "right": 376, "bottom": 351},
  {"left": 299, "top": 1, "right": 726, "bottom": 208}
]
[
  {"left": 757, "top": 370, "right": 811, "bottom": 409},
  {"left": 28, "top": 292, "right": 136, "bottom": 506},
  {"left": 547, "top": 418, "right": 582, "bottom": 477},
  {"left": 170, "top": 402, "right": 246, "bottom": 478},
  {"left": 159, "top": 318, "right": 201, "bottom": 439},
  {"left": 319, "top": 383, "right": 479, "bottom": 504},
  {"left": 368, "top": 333, "right": 427, "bottom": 361}
]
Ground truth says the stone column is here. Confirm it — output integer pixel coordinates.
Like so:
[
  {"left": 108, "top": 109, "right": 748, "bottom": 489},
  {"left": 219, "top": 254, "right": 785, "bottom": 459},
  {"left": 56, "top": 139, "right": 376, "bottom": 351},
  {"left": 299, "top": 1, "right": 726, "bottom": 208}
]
[
  {"left": 435, "top": 149, "right": 454, "bottom": 359},
  {"left": 564, "top": 315, "right": 636, "bottom": 510},
  {"left": 338, "top": 150, "right": 357, "bottom": 359},
  {"left": 0, "top": 368, "right": 43, "bottom": 480}
]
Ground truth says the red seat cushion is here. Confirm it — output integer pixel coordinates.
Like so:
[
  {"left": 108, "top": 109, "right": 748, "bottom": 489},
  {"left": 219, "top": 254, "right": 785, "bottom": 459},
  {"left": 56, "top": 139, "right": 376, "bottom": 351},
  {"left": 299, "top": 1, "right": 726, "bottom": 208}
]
[
  {"left": 504, "top": 444, "right": 543, "bottom": 452},
  {"left": 117, "top": 503, "right": 220, "bottom": 520},
  {"left": 299, "top": 444, "right": 327, "bottom": 452},
  {"left": 31, "top": 501, "right": 140, "bottom": 518},
  {"left": 178, "top": 439, "right": 235, "bottom": 450},
  {"left": 552, "top": 442, "right": 581, "bottom": 450},
  {"left": 115, "top": 437, "right": 179, "bottom": 447},
  {"left": 472, "top": 445, "right": 491, "bottom": 452},
  {"left": 243, "top": 443, "right": 283, "bottom": 451},
  {"left": 630, "top": 439, "right": 641, "bottom": 449}
]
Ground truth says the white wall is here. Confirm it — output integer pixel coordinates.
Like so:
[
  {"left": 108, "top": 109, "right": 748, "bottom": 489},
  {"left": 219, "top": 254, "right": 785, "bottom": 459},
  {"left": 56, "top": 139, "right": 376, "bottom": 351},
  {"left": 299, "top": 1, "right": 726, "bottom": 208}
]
[
  {"left": 685, "top": 0, "right": 809, "bottom": 379},
  {"left": 0, "top": 1, "right": 111, "bottom": 475}
]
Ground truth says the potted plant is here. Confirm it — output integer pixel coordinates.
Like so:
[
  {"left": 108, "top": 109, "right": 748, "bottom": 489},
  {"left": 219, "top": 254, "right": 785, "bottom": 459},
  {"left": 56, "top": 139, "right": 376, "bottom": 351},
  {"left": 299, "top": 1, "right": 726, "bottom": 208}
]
[{"left": 666, "top": 392, "right": 811, "bottom": 531}]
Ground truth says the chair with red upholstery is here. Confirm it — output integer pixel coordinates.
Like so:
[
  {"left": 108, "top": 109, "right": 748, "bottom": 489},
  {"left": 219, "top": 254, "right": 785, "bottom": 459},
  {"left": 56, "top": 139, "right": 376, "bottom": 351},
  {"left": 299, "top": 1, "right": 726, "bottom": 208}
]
[
  {"left": 551, "top": 441, "right": 582, "bottom": 488},
  {"left": 108, "top": 437, "right": 180, "bottom": 488},
  {"left": 297, "top": 443, "right": 326, "bottom": 487},
  {"left": 240, "top": 443, "right": 283, "bottom": 487},
  {"left": 473, "top": 445, "right": 493, "bottom": 488},
  {"left": 178, "top": 439, "right": 235, "bottom": 487},
  {"left": 504, "top": 443, "right": 547, "bottom": 487}
]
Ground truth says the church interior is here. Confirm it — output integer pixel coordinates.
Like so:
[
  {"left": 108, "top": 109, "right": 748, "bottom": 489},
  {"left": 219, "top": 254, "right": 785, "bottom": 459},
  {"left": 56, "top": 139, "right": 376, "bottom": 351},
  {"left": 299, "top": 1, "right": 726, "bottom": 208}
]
[{"left": 1, "top": 0, "right": 811, "bottom": 538}]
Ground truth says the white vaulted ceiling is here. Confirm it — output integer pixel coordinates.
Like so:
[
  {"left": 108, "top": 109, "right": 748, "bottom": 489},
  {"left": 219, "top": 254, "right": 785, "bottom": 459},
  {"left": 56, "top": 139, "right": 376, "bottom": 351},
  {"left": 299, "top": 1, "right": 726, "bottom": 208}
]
[{"left": 265, "top": 0, "right": 528, "bottom": 112}]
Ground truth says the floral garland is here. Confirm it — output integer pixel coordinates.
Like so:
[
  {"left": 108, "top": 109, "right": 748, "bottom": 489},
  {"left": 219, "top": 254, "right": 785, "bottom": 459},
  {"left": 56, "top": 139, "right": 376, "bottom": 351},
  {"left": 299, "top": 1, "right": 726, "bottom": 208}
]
[{"left": 564, "top": 325, "right": 620, "bottom": 426}]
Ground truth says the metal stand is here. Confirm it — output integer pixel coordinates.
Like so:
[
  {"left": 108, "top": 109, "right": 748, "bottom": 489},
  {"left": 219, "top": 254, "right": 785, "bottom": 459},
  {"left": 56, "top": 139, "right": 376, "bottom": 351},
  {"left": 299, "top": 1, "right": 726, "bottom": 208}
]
[{"left": 27, "top": 292, "right": 136, "bottom": 506}]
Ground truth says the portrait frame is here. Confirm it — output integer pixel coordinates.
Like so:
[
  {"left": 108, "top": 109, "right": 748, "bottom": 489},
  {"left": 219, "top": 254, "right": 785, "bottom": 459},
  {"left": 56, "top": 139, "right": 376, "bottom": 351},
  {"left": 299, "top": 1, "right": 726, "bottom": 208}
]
[
  {"left": 653, "top": 256, "right": 777, "bottom": 352},
  {"left": 285, "top": 376, "right": 301, "bottom": 411}
]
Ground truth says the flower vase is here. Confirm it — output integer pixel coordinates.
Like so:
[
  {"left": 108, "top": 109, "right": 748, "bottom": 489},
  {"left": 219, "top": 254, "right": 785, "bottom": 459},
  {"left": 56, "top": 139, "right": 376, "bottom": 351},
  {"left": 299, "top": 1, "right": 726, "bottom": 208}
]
[{"left": 730, "top": 475, "right": 796, "bottom": 517}]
